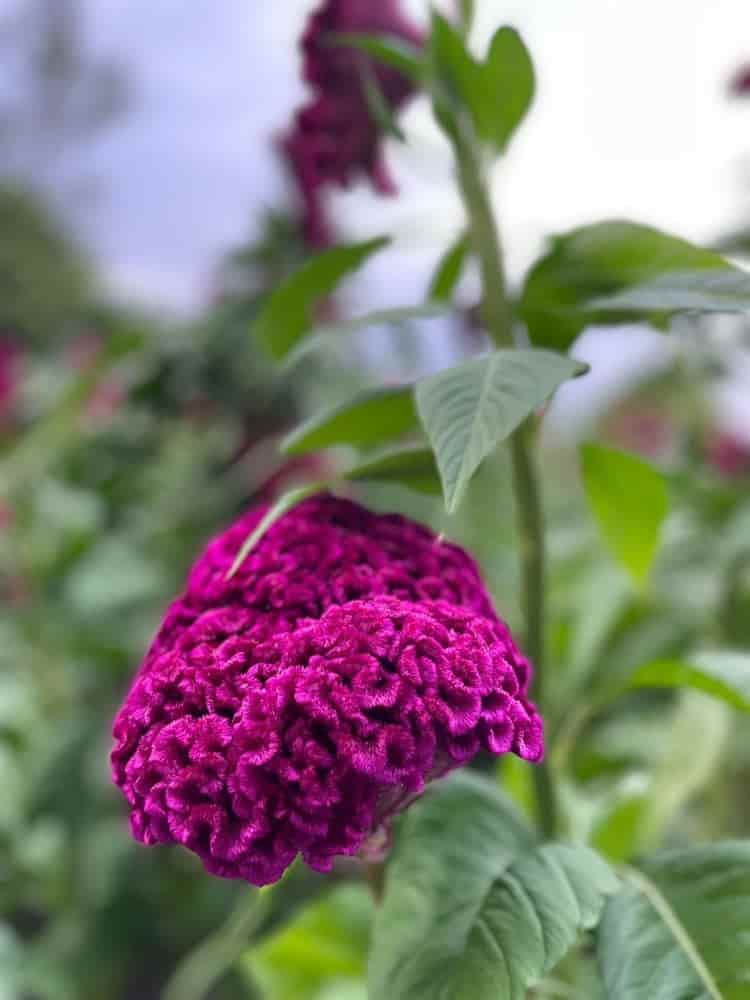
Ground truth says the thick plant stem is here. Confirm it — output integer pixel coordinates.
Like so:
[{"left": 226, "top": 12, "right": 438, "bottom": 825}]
[{"left": 455, "top": 128, "right": 558, "bottom": 839}]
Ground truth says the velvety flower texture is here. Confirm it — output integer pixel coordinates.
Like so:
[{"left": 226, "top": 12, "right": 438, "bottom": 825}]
[
  {"left": 112, "top": 495, "right": 543, "bottom": 885},
  {"left": 283, "top": 0, "right": 424, "bottom": 246}
]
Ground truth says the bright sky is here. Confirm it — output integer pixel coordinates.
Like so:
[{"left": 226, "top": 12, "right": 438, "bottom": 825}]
[
  {"left": 5, "top": 0, "right": 749, "bottom": 426},
  {"left": 71, "top": 0, "right": 750, "bottom": 314}
]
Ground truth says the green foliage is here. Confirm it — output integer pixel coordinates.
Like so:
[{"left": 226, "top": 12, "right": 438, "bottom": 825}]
[
  {"left": 589, "top": 267, "right": 750, "bottom": 314},
  {"left": 480, "top": 27, "right": 536, "bottom": 153},
  {"left": 581, "top": 443, "right": 669, "bottom": 585},
  {"left": 416, "top": 350, "right": 585, "bottom": 512},
  {"left": 598, "top": 844, "right": 750, "bottom": 999},
  {"left": 428, "top": 16, "right": 534, "bottom": 153},
  {"left": 370, "top": 772, "right": 617, "bottom": 1000},
  {"left": 428, "top": 234, "right": 471, "bottom": 302},
  {"left": 335, "top": 34, "right": 425, "bottom": 83},
  {"left": 281, "top": 306, "right": 447, "bottom": 370},
  {"left": 519, "top": 221, "right": 729, "bottom": 350},
  {"left": 0, "top": 186, "right": 90, "bottom": 343},
  {"left": 252, "top": 238, "right": 389, "bottom": 359},
  {"left": 248, "top": 886, "right": 372, "bottom": 1000},
  {"left": 344, "top": 445, "right": 441, "bottom": 495},
  {"left": 282, "top": 386, "right": 418, "bottom": 456},
  {"left": 627, "top": 651, "right": 750, "bottom": 711},
  {"left": 369, "top": 771, "right": 533, "bottom": 1000},
  {"left": 226, "top": 482, "right": 325, "bottom": 579}
]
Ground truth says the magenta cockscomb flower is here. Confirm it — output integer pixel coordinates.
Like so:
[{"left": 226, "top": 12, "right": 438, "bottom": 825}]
[
  {"left": 283, "top": 0, "right": 424, "bottom": 246},
  {"left": 112, "top": 594, "right": 541, "bottom": 886},
  {"left": 112, "top": 495, "right": 543, "bottom": 885},
  {"left": 175, "top": 493, "right": 497, "bottom": 632}
]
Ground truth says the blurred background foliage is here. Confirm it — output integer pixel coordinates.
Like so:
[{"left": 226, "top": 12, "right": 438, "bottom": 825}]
[{"left": 1, "top": 1, "right": 750, "bottom": 998}]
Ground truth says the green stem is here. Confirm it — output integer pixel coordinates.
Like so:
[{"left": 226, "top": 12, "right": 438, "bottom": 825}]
[
  {"left": 454, "top": 126, "right": 558, "bottom": 839},
  {"left": 162, "top": 890, "right": 267, "bottom": 1000}
]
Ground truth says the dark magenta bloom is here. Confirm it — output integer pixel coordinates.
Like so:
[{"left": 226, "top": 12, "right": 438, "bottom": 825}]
[
  {"left": 112, "top": 495, "right": 543, "bottom": 886},
  {"left": 283, "top": 0, "right": 424, "bottom": 246}
]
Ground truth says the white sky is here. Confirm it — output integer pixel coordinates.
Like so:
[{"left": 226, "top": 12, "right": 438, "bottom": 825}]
[{"left": 68, "top": 0, "right": 750, "bottom": 314}]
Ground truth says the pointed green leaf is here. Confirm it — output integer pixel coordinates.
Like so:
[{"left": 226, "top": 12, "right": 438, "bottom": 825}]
[
  {"left": 252, "top": 237, "right": 389, "bottom": 359},
  {"left": 282, "top": 386, "right": 418, "bottom": 456},
  {"left": 370, "top": 773, "right": 618, "bottom": 1000},
  {"left": 477, "top": 27, "right": 535, "bottom": 152},
  {"left": 335, "top": 34, "right": 425, "bottom": 82},
  {"left": 282, "top": 305, "right": 449, "bottom": 370},
  {"left": 581, "top": 444, "right": 668, "bottom": 585},
  {"left": 344, "top": 444, "right": 441, "bottom": 494},
  {"left": 445, "top": 844, "right": 618, "bottom": 999},
  {"left": 369, "top": 771, "right": 533, "bottom": 1000},
  {"left": 416, "top": 349, "right": 585, "bottom": 513},
  {"left": 520, "top": 222, "right": 729, "bottom": 350},
  {"left": 598, "top": 844, "right": 750, "bottom": 999},
  {"left": 589, "top": 267, "right": 750, "bottom": 314},
  {"left": 458, "top": 0, "right": 476, "bottom": 34},
  {"left": 428, "top": 234, "right": 471, "bottom": 302},
  {"left": 628, "top": 650, "right": 750, "bottom": 711},
  {"left": 226, "top": 482, "right": 324, "bottom": 579}
]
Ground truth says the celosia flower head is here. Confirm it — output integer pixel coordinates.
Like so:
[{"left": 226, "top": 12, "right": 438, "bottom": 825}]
[
  {"left": 112, "top": 495, "right": 543, "bottom": 886},
  {"left": 283, "top": 0, "right": 424, "bottom": 246}
]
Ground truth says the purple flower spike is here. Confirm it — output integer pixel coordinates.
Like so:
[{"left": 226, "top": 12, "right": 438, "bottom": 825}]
[
  {"left": 283, "top": 0, "right": 425, "bottom": 246},
  {"left": 112, "top": 495, "right": 544, "bottom": 886}
]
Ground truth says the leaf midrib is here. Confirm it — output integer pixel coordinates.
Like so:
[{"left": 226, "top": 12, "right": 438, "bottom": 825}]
[{"left": 625, "top": 866, "right": 723, "bottom": 1000}]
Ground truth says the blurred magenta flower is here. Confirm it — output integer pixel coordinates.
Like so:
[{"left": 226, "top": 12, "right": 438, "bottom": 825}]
[
  {"left": 729, "top": 64, "right": 750, "bottom": 96},
  {"left": 283, "top": 0, "right": 424, "bottom": 246},
  {"left": 0, "top": 336, "right": 23, "bottom": 425},
  {"left": 707, "top": 431, "right": 750, "bottom": 478},
  {"left": 112, "top": 495, "right": 542, "bottom": 885}
]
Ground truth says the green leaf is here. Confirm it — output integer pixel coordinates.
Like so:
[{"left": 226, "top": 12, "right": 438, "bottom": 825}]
[
  {"left": 344, "top": 445, "right": 441, "bottom": 494},
  {"left": 627, "top": 650, "right": 750, "bottom": 712},
  {"left": 477, "top": 27, "right": 535, "bottom": 152},
  {"left": 416, "top": 349, "right": 585, "bottom": 513},
  {"left": 252, "top": 237, "right": 389, "bottom": 359},
  {"left": 335, "top": 34, "right": 424, "bottom": 82},
  {"left": 369, "top": 771, "right": 534, "bottom": 1000},
  {"left": 458, "top": 0, "right": 476, "bottom": 34},
  {"left": 282, "top": 305, "right": 449, "bottom": 370},
  {"left": 370, "top": 774, "right": 618, "bottom": 1000},
  {"left": 361, "top": 67, "right": 406, "bottom": 143},
  {"left": 637, "top": 693, "right": 730, "bottom": 854},
  {"left": 226, "top": 482, "right": 324, "bottom": 579},
  {"left": 248, "top": 885, "right": 372, "bottom": 1000},
  {"left": 282, "top": 386, "right": 418, "bottom": 456},
  {"left": 598, "top": 843, "right": 750, "bottom": 999},
  {"left": 592, "top": 794, "right": 649, "bottom": 865},
  {"left": 519, "top": 221, "right": 729, "bottom": 350},
  {"left": 581, "top": 444, "right": 668, "bottom": 585},
  {"left": 589, "top": 268, "right": 750, "bottom": 314},
  {"left": 428, "top": 12, "right": 485, "bottom": 139},
  {"left": 428, "top": 234, "right": 471, "bottom": 301}
]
